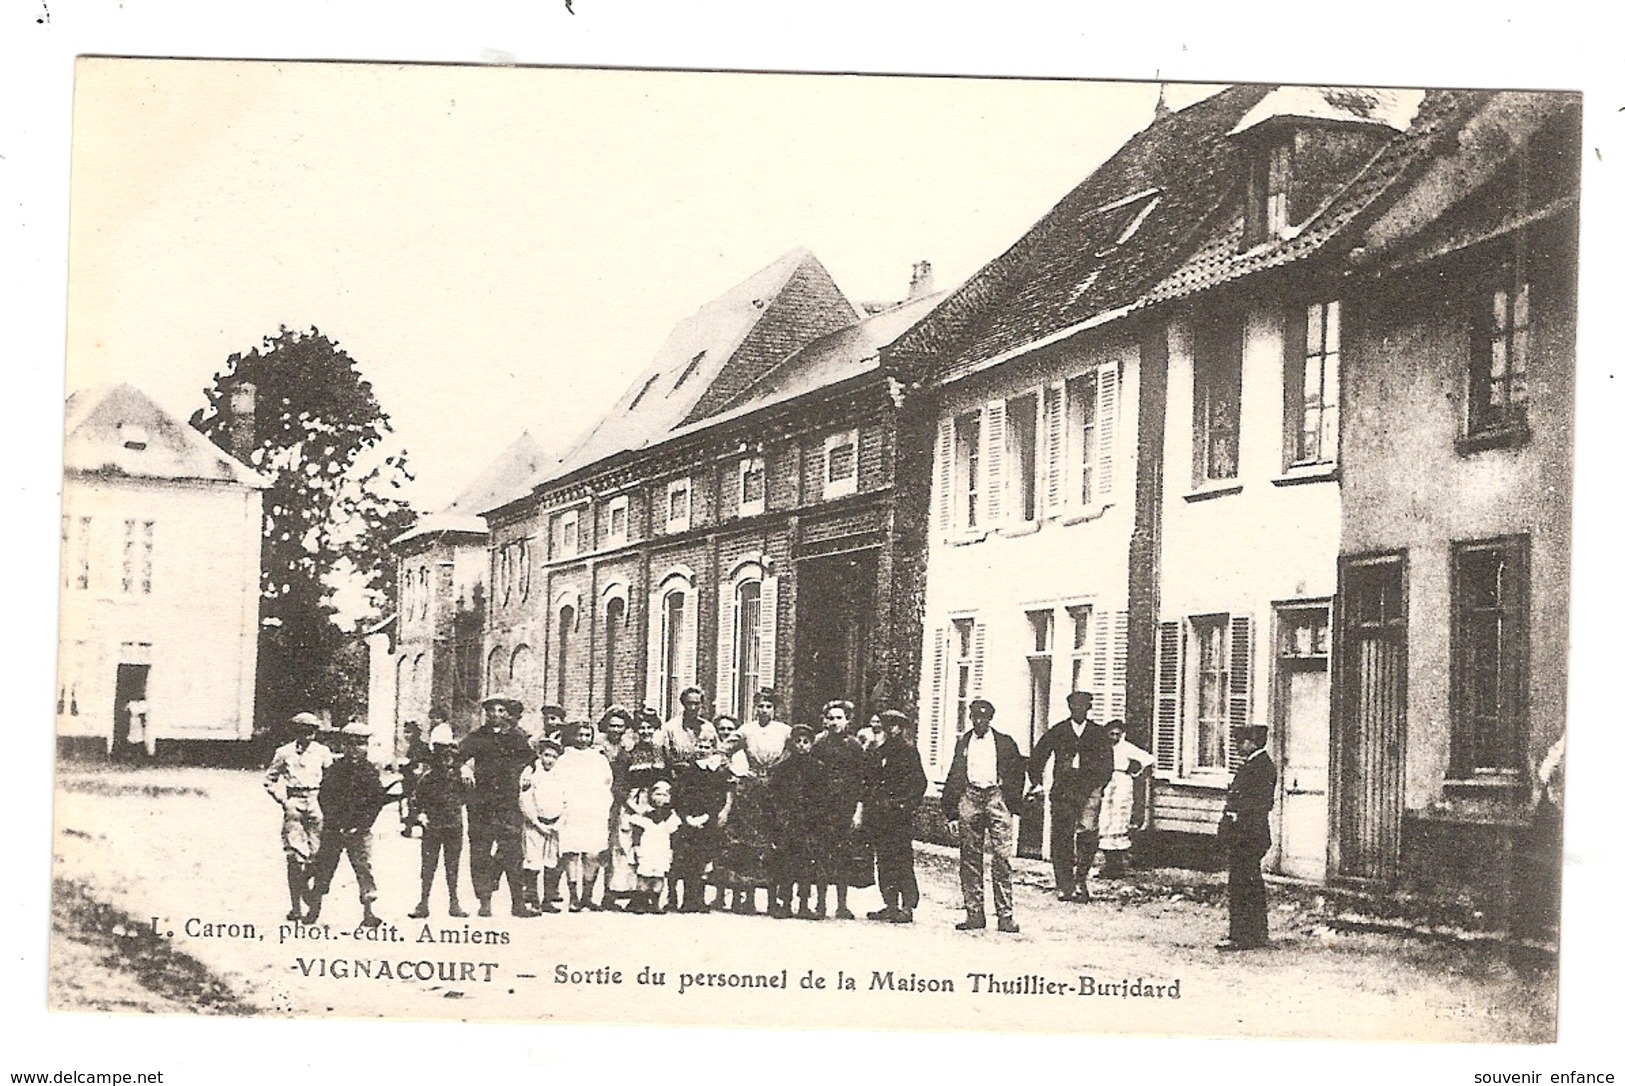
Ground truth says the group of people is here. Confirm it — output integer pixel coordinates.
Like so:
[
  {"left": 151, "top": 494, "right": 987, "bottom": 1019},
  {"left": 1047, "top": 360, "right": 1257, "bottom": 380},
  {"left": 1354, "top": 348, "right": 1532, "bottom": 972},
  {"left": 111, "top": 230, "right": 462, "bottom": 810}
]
[
  {"left": 940, "top": 690, "right": 1273, "bottom": 948},
  {"left": 264, "top": 684, "right": 1277, "bottom": 950}
]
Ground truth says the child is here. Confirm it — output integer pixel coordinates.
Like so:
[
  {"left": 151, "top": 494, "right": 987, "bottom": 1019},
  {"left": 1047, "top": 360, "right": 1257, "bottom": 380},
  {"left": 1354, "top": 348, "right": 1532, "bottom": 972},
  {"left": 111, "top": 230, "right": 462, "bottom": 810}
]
[
  {"left": 407, "top": 724, "right": 469, "bottom": 919},
  {"left": 555, "top": 722, "right": 614, "bottom": 911},
  {"left": 628, "top": 778, "right": 681, "bottom": 913},
  {"left": 519, "top": 735, "right": 565, "bottom": 913},
  {"left": 769, "top": 723, "right": 819, "bottom": 919},
  {"left": 672, "top": 732, "right": 730, "bottom": 912}
]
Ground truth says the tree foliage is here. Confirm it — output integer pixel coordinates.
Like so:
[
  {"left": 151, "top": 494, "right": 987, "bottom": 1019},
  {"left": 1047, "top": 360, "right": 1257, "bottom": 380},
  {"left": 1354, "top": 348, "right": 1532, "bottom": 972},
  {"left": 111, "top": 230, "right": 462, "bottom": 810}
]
[{"left": 192, "top": 326, "right": 417, "bottom": 729}]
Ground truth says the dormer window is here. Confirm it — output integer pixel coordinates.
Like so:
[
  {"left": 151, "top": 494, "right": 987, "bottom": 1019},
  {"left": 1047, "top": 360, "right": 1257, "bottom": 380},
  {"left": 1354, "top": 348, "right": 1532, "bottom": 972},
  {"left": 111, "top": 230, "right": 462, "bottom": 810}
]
[
  {"left": 118, "top": 423, "right": 149, "bottom": 451},
  {"left": 1245, "top": 137, "right": 1294, "bottom": 245}
]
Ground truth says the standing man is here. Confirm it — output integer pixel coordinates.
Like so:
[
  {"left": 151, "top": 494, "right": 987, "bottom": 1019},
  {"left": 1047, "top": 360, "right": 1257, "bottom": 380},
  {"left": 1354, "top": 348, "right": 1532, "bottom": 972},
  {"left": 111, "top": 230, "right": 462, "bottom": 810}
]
[
  {"left": 406, "top": 723, "right": 469, "bottom": 919},
  {"left": 1217, "top": 723, "right": 1275, "bottom": 951},
  {"left": 264, "top": 711, "right": 334, "bottom": 921},
  {"left": 657, "top": 685, "right": 718, "bottom": 770},
  {"left": 1025, "top": 691, "right": 1115, "bottom": 902},
  {"left": 864, "top": 709, "right": 926, "bottom": 924},
  {"left": 305, "top": 723, "right": 399, "bottom": 928},
  {"left": 942, "top": 699, "right": 1026, "bottom": 933},
  {"left": 457, "top": 694, "right": 536, "bottom": 917}
]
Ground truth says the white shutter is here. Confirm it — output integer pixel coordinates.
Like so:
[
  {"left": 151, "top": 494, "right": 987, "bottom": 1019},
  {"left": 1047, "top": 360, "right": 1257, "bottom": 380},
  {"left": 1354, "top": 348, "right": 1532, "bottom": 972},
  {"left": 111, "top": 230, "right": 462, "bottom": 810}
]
[
  {"left": 1110, "top": 610, "right": 1130, "bottom": 722},
  {"left": 1097, "top": 364, "right": 1119, "bottom": 499},
  {"left": 646, "top": 590, "right": 665, "bottom": 709},
  {"left": 1043, "top": 383, "right": 1065, "bottom": 516},
  {"left": 983, "top": 401, "right": 1005, "bottom": 526},
  {"left": 716, "top": 580, "right": 737, "bottom": 716},
  {"left": 1226, "top": 614, "right": 1254, "bottom": 772},
  {"left": 934, "top": 417, "right": 954, "bottom": 537},
  {"left": 758, "top": 575, "right": 779, "bottom": 689},
  {"left": 1154, "top": 620, "right": 1183, "bottom": 775},
  {"left": 1091, "top": 608, "right": 1110, "bottom": 702},
  {"left": 929, "top": 627, "right": 947, "bottom": 769},
  {"left": 971, "top": 621, "right": 987, "bottom": 697}
]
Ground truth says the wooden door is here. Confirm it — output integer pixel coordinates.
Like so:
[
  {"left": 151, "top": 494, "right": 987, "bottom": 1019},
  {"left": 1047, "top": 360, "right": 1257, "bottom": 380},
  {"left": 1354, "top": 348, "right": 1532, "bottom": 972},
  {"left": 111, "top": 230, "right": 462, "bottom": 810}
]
[
  {"left": 1274, "top": 602, "right": 1332, "bottom": 880},
  {"left": 1333, "top": 555, "right": 1407, "bottom": 882}
]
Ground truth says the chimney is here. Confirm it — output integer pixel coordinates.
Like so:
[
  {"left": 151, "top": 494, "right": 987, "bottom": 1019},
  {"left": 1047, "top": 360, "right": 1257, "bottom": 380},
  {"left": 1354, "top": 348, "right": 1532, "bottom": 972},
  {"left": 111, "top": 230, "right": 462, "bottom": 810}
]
[
  {"left": 227, "top": 381, "right": 257, "bottom": 465},
  {"left": 907, "top": 259, "right": 934, "bottom": 301},
  {"left": 1154, "top": 83, "right": 1170, "bottom": 120}
]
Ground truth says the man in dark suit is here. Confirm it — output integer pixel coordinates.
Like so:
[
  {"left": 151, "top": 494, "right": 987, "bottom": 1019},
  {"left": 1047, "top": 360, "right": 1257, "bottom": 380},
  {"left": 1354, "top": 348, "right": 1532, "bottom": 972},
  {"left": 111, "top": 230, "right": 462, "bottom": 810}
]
[
  {"left": 942, "top": 699, "right": 1026, "bottom": 933},
  {"left": 864, "top": 709, "right": 927, "bottom": 924},
  {"left": 1218, "top": 723, "right": 1276, "bottom": 950},
  {"left": 1025, "top": 690, "right": 1115, "bottom": 902}
]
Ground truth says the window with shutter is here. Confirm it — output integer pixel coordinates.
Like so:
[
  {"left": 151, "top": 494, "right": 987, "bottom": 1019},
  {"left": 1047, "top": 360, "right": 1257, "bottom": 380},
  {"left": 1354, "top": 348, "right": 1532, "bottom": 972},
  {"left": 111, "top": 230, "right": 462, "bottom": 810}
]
[
  {"left": 1110, "top": 610, "right": 1129, "bottom": 721},
  {"left": 1154, "top": 621, "right": 1182, "bottom": 774},
  {"left": 1097, "top": 364, "right": 1118, "bottom": 498},
  {"left": 1226, "top": 614, "right": 1253, "bottom": 772},
  {"left": 716, "top": 577, "right": 738, "bottom": 716},
  {"left": 929, "top": 627, "right": 948, "bottom": 768},
  {"left": 1192, "top": 615, "right": 1230, "bottom": 771},
  {"left": 1091, "top": 608, "right": 1110, "bottom": 701}
]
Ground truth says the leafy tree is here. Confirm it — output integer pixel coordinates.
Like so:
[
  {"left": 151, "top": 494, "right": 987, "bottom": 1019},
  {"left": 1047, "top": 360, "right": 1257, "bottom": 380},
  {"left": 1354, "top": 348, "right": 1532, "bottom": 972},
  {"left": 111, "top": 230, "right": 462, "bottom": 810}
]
[{"left": 191, "top": 326, "right": 417, "bottom": 731}]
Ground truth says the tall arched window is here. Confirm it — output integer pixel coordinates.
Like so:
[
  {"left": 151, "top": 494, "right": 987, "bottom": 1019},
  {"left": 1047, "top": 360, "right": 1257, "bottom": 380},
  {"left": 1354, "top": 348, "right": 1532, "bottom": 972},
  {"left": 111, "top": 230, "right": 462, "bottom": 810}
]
[
  {"left": 716, "top": 557, "right": 779, "bottom": 717},
  {"left": 660, "top": 590, "right": 686, "bottom": 720},
  {"left": 557, "top": 605, "right": 575, "bottom": 709},
  {"left": 734, "top": 579, "right": 762, "bottom": 714},
  {"left": 603, "top": 595, "right": 626, "bottom": 707},
  {"left": 510, "top": 644, "right": 535, "bottom": 704},
  {"left": 486, "top": 645, "right": 504, "bottom": 696},
  {"left": 648, "top": 568, "right": 698, "bottom": 721}
]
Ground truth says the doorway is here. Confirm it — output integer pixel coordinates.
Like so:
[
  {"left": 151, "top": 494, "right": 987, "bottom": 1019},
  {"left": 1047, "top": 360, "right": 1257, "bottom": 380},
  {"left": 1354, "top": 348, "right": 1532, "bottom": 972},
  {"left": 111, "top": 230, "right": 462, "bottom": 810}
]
[
  {"left": 112, "top": 663, "right": 151, "bottom": 761},
  {"left": 1273, "top": 602, "right": 1332, "bottom": 880},
  {"left": 791, "top": 549, "right": 878, "bottom": 728},
  {"left": 1334, "top": 554, "right": 1407, "bottom": 882}
]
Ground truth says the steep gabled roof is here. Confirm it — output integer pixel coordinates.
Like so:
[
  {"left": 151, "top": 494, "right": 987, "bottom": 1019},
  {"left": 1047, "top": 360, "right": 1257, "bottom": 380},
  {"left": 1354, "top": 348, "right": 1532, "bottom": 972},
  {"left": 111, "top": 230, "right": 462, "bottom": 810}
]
[
  {"left": 660, "top": 287, "right": 947, "bottom": 444},
  {"left": 63, "top": 383, "right": 267, "bottom": 488},
  {"left": 890, "top": 84, "right": 1487, "bottom": 385},
  {"left": 541, "top": 248, "right": 857, "bottom": 487},
  {"left": 394, "top": 431, "right": 550, "bottom": 546},
  {"left": 887, "top": 84, "right": 1274, "bottom": 377}
]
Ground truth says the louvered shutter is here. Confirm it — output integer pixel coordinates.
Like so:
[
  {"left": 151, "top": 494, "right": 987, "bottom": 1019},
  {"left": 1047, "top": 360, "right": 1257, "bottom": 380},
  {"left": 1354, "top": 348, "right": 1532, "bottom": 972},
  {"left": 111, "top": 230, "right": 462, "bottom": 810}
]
[
  {"left": 646, "top": 595, "right": 663, "bottom": 711},
  {"left": 934, "top": 417, "right": 954, "bottom": 537},
  {"left": 1042, "top": 383, "right": 1064, "bottom": 516},
  {"left": 1155, "top": 621, "right": 1183, "bottom": 775},
  {"left": 1226, "top": 614, "right": 1254, "bottom": 771},
  {"left": 716, "top": 580, "right": 737, "bottom": 716},
  {"left": 928, "top": 627, "right": 947, "bottom": 768},
  {"left": 971, "top": 621, "right": 987, "bottom": 698},
  {"left": 1091, "top": 609, "right": 1110, "bottom": 701},
  {"left": 983, "top": 401, "right": 1005, "bottom": 526},
  {"left": 1110, "top": 610, "right": 1129, "bottom": 721},
  {"left": 1097, "top": 364, "right": 1118, "bottom": 499},
  {"left": 683, "top": 586, "right": 701, "bottom": 695},
  {"left": 758, "top": 575, "right": 779, "bottom": 690}
]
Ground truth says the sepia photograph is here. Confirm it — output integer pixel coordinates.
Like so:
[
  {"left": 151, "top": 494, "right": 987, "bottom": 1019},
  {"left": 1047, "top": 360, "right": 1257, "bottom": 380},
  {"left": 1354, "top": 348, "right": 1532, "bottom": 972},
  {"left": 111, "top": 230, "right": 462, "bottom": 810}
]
[{"left": 46, "top": 53, "right": 1582, "bottom": 1045}]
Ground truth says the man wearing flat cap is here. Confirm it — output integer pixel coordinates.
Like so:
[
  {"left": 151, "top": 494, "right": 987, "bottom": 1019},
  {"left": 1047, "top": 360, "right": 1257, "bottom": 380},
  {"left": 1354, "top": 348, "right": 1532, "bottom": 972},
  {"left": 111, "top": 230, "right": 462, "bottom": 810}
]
[
  {"left": 1026, "top": 690, "right": 1116, "bottom": 903},
  {"left": 456, "top": 694, "right": 537, "bottom": 917},
  {"left": 305, "top": 722, "right": 400, "bottom": 927},
  {"left": 264, "top": 711, "right": 335, "bottom": 921},
  {"left": 942, "top": 698, "right": 1026, "bottom": 933},
  {"left": 1217, "top": 723, "right": 1276, "bottom": 951}
]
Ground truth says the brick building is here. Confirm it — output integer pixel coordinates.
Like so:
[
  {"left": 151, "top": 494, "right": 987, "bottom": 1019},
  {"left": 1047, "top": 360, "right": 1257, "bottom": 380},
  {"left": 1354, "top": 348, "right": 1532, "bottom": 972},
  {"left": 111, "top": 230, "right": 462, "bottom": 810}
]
[{"left": 482, "top": 249, "right": 941, "bottom": 727}]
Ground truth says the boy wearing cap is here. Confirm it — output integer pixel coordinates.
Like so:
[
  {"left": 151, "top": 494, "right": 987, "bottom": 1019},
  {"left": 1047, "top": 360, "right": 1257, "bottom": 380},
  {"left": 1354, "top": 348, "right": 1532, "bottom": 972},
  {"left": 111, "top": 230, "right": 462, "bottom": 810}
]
[
  {"left": 407, "top": 722, "right": 469, "bottom": 919},
  {"left": 456, "top": 695, "right": 537, "bottom": 917},
  {"left": 1217, "top": 724, "right": 1276, "bottom": 951},
  {"left": 264, "top": 712, "right": 335, "bottom": 921},
  {"left": 305, "top": 722, "right": 399, "bottom": 928},
  {"left": 865, "top": 709, "right": 927, "bottom": 924}
]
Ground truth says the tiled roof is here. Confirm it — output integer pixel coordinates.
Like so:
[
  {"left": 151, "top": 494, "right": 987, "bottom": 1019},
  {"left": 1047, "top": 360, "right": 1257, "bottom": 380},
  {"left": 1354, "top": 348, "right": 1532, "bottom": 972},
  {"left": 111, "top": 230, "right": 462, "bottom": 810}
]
[
  {"left": 63, "top": 383, "right": 267, "bottom": 488},
  {"left": 542, "top": 249, "right": 855, "bottom": 486},
  {"left": 891, "top": 85, "right": 1485, "bottom": 385},
  {"left": 399, "top": 431, "right": 550, "bottom": 542}
]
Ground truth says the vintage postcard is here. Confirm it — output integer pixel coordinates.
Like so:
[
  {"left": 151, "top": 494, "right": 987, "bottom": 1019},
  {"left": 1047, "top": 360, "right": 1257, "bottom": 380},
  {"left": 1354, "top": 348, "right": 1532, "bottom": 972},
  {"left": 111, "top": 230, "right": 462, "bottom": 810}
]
[{"left": 51, "top": 57, "right": 1576, "bottom": 1042}]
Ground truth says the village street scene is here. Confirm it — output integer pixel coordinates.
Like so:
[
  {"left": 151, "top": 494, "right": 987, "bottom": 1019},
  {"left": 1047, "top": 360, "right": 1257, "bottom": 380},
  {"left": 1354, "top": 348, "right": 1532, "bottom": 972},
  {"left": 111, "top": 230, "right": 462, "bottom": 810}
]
[{"left": 51, "top": 63, "right": 1576, "bottom": 1045}]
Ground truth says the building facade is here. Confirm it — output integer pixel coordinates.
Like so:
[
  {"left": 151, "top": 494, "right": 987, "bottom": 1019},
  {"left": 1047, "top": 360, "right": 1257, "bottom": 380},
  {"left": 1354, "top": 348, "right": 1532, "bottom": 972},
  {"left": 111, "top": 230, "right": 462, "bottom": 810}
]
[
  {"left": 890, "top": 83, "right": 1578, "bottom": 911},
  {"left": 484, "top": 249, "right": 940, "bottom": 728},
  {"left": 58, "top": 384, "right": 265, "bottom": 757}
]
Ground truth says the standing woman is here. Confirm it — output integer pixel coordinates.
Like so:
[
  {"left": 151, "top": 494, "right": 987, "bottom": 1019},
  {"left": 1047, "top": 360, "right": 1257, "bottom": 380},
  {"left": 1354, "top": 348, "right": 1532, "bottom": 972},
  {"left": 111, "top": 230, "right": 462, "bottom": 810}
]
[
  {"left": 721, "top": 689, "right": 791, "bottom": 914},
  {"left": 810, "top": 699, "right": 869, "bottom": 920},
  {"left": 1098, "top": 720, "right": 1152, "bottom": 877},
  {"left": 555, "top": 721, "right": 614, "bottom": 911}
]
